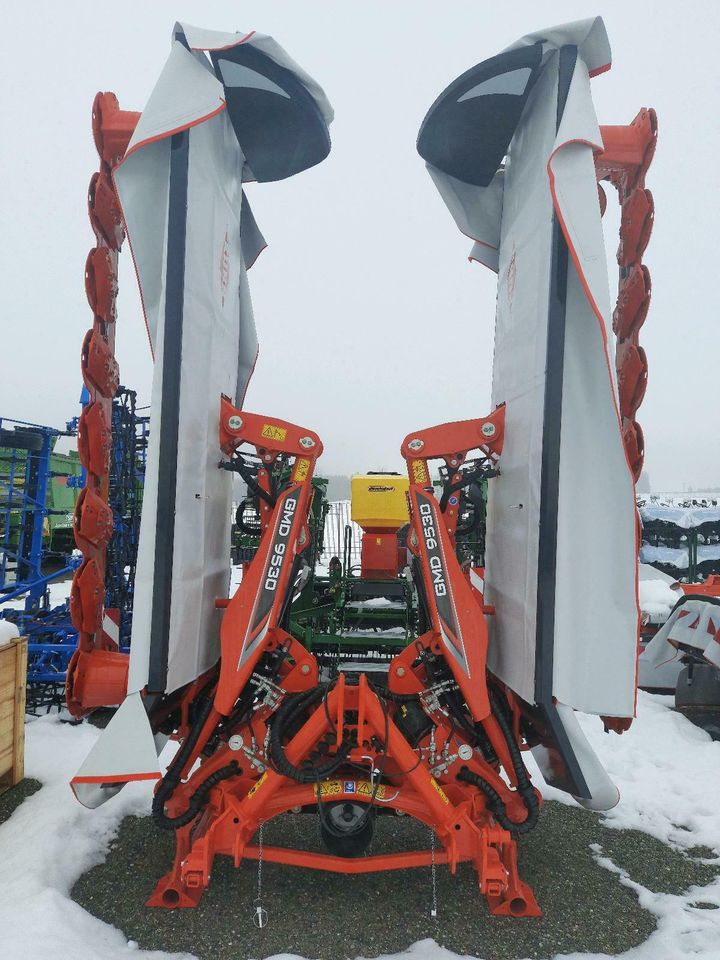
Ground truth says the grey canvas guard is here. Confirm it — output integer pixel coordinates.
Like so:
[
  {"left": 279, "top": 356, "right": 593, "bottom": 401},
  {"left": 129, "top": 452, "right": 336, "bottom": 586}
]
[
  {"left": 418, "top": 17, "right": 639, "bottom": 810},
  {"left": 71, "top": 22, "right": 333, "bottom": 807}
]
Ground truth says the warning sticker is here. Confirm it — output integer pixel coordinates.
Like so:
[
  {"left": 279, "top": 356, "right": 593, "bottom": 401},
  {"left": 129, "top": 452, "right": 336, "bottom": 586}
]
[
  {"left": 248, "top": 772, "right": 268, "bottom": 798},
  {"left": 261, "top": 424, "right": 287, "bottom": 442},
  {"left": 294, "top": 457, "right": 310, "bottom": 482},
  {"left": 356, "top": 781, "right": 386, "bottom": 800},
  {"left": 430, "top": 777, "right": 450, "bottom": 804},
  {"left": 411, "top": 459, "right": 428, "bottom": 484},
  {"left": 313, "top": 780, "right": 386, "bottom": 800},
  {"left": 313, "top": 780, "right": 343, "bottom": 798}
]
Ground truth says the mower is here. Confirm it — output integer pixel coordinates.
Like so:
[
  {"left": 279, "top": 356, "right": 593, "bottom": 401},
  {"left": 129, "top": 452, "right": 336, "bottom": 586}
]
[{"left": 68, "top": 17, "right": 657, "bottom": 918}]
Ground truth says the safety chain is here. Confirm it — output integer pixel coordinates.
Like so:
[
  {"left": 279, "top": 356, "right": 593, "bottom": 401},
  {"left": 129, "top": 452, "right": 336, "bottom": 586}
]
[
  {"left": 429, "top": 827, "right": 438, "bottom": 918},
  {"left": 253, "top": 821, "right": 269, "bottom": 928},
  {"left": 595, "top": 108, "right": 658, "bottom": 481},
  {"left": 66, "top": 94, "right": 139, "bottom": 716}
]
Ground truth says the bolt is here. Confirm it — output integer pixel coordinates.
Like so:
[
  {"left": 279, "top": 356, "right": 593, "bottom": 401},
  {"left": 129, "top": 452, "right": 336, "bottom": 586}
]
[
  {"left": 408, "top": 438, "right": 424, "bottom": 451},
  {"left": 300, "top": 664, "right": 311, "bottom": 675},
  {"left": 449, "top": 458, "right": 458, "bottom": 467},
  {"left": 227, "top": 415, "right": 243, "bottom": 431},
  {"left": 263, "top": 453, "right": 272, "bottom": 462},
  {"left": 299, "top": 436, "right": 315, "bottom": 449},
  {"left": 481, "top": 422, "right": 496, "bottom": 438},
  {"left": 396, "top": 666, "right": 406, "bottom": 678}
]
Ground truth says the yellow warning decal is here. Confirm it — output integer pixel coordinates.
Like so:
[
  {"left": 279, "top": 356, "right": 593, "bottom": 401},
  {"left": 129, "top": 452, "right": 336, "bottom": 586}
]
[
  {"left": 248, "top": 771, "right": 268, "bottom": 798},
  {"left": 356, "top": 780, "right": 386, "bottom": 800},
  {"left": 411, "top": 459, "right": 428, "bottom": 484},
  {"left": 313, "top": 779, "right": 386, "bottom": 800},
  {"left": 430, "top": 777, "right": 450, "bottom": 804},
  {"left": 261, "top": 424, "right": 287, "bottom": 442},
  {"left": 294, "top": 457, "right": 310, "bottom": 482},
  {"left": 313, "top": 780, "right": 343, "bottom": 798}
]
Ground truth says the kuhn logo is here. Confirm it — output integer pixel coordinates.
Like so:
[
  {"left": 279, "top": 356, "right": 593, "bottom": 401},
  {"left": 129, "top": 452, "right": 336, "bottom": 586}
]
[
  {"left": 264, "top": 496, "right": 297, "bottom": 592},
  {"left": 506, "top": 241, "right": 517, "bottom": 309},
  {"left": 219, "top": 230, "right": 230, "bottom": 307},
  {"left": 419, "top": 502, "right": 447, "bottom": 597}
]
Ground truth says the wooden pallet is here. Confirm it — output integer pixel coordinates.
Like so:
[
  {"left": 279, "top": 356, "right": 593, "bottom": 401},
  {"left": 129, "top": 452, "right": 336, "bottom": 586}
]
[{"left": 0, "top": 637, "right": 27, "bottom": 795}]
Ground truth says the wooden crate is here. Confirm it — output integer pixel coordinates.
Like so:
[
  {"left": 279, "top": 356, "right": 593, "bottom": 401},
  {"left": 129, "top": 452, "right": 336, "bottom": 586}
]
[{"left": 0, "top": 636, "right": 27, "bottom": 795}]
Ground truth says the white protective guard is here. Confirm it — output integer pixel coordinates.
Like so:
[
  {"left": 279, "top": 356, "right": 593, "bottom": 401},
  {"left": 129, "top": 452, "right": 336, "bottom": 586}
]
[
  {"left": 421, "top": 18, "right": 639, "bottom": 808},
  {"left": 71, "top": 23, "right": 332, "bottom": 804}
]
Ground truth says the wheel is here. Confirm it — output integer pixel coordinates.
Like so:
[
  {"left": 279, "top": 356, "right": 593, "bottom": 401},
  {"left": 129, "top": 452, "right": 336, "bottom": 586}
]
[{"left": 319, "top": 801, "right": 375, "bottom": 858}]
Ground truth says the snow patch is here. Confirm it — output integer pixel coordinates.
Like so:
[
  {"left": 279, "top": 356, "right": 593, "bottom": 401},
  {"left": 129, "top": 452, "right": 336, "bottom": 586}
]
[
  {"left": 638, "top": 578, "right": 679, "bottom": 622},
  {"left": 2, "top": 695, "right": 719, "bottom": 959}
]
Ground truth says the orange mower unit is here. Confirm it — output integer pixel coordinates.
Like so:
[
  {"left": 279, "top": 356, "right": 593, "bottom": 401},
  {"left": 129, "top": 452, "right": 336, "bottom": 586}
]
[
  {"left": 146, "top": 401, "right": 541, "bottom": 917},
  {"left": 65, "top": 17, "right": 656, "bottom": 929}
]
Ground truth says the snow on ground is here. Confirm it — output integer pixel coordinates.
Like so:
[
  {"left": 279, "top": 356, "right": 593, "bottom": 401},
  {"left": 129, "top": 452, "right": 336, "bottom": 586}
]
[
  {"left": 0, "top": 718, "right": 188, "bottom": 960},
  {"left": 524, "top": 693, "right": 720, "bottom": 960},
  {"left": 1, "top": 692, "right": 718, "bottom": 960},
  {"left": 0, "top": 617, "right": 20, "bottom": 645},
  {"left": 638, "top": 578, "right": 679, "bottom": 622},
  {"left": 3, "top": 573, "right": 75, "bottom": 611}
]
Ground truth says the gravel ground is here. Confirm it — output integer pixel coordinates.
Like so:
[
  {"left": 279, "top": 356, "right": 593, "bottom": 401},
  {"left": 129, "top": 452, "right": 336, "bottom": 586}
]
[
  {"left": 0, "top": 777, "right": 41, "bottom": 824},
  {"left": 72, "top": 801, "right": 719, "bottom": 960}
]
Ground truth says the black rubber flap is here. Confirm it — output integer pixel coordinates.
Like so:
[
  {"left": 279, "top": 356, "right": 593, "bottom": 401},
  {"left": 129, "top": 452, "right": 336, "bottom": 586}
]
[
  {"left": 417, "top": 43, "right": 543, "bottom": 186},
  {"left": 211, "top": 44, "right": 330, "bottom": 182}
]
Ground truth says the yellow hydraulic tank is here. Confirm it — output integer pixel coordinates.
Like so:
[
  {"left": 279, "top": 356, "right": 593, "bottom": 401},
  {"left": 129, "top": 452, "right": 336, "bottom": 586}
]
[{"left": 351, "top": 474, "right": 410, "bottom": 532}]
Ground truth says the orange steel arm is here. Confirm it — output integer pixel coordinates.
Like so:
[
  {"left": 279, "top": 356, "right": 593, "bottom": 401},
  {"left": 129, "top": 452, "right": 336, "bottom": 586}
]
[
  {"left": 400, "top": 407, "right": 505, "bottom": 721},
  {"left": 214, "top": 398, "right": 323, "bottom": 716}
]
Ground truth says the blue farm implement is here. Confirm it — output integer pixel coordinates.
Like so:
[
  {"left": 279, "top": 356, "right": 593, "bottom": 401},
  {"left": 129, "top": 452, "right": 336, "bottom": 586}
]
[{"left": 0, "top": 417, "right": 81, "bottom": 709}]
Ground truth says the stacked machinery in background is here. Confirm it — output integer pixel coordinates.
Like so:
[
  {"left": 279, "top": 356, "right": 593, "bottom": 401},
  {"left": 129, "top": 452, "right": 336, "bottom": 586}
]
[
  {"left": 0, "top": 418, "right": 82, "bottom": 708},
  {"left": 106, "top": 388, "right": 149, "bottom": 648},
  {"left": 0, "top": 397, "right": 148, "bottom": 710},
  {"left": 639, "top": 498, "right": 720, "bottom": 582}
]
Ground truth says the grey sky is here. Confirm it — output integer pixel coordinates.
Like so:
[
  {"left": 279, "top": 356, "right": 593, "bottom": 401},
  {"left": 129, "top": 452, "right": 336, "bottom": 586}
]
[{"left": 1, "top": 1, "right": 718, "bottom": 491}]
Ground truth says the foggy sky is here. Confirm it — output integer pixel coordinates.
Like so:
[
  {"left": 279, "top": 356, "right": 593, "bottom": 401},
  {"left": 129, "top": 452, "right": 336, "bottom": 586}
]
[{"left": 1, "top": 1, "right": 718, "bottom": 491}]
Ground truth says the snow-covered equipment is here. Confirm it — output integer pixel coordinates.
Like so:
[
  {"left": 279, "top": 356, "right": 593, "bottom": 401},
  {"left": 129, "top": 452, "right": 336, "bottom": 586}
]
[
  {"left": 641, "top": 580, "right": 720, "bottom": 736},
  {"left": 639, "top": 499, "right": 720, "bottom": 580},
  {"left": 69, "top": 18, "right": 656, "bottom": 918}
]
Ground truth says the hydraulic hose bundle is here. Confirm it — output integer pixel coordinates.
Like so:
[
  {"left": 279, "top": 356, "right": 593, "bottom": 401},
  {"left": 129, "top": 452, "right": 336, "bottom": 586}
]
[
  {"left": 457, "top": 689, "right": 539, "bottom": 836},
  {"left": 152, "top": 696, "right": 239, "bottom": 831},
  {"left": 269, "top": 684, "right": 351, "bottom": 783}
]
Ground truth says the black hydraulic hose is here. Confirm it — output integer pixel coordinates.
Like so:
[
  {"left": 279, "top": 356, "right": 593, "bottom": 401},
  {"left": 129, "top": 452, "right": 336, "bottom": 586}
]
[
  {"left": 367, "top": 679, "right": 421, "bottom": 704},
  {"left": 488, "top": 689, "right": 537, "bottom": 803},
  {"left": 269, "top": 685, "right": 351, "bottom": 784},
  {"left": 456, "top": 766, "right": 537, "bottom": 836},
  {"left": 152, "top": 696, "right": 240, "bottom": 832},
  {"left": 155, "top": 696, "right": 214, "bottom": 802},
  {"left": 235, "top": 456, "right": 276, "bottom": 509},
  {"left": 153, "top": 761, "right": 240, "bottom": 831},
  {"left": 457, "top": 689, "right": 539, "bottom": 836},
  {"left": 438, "top": 469, "right": 483, "bottom": 513}
]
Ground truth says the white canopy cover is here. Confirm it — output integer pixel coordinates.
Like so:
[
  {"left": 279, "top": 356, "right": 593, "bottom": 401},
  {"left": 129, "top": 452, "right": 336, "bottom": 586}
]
[
  {"left": 72, "top": 22, "right": 332, "bottom": 806},
  {"left": 418, "top": 17, "right": 639, "bottom": 808}
]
